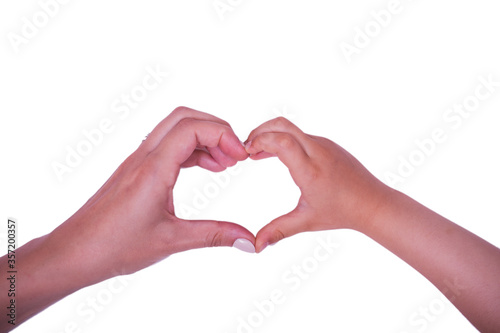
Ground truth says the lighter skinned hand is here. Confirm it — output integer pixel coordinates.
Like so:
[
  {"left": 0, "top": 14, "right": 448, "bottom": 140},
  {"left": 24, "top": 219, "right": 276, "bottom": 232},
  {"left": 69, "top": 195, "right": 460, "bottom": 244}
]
[
  {"left": 4, "top": 111, "right": 499, "bottom": 333},
  {"left": 49, "top": 107, "right": 255, "bottom": 279},
  {"left": 2, "top": 107, "right": 258, "bottom": 328},
  {"left": 245, "top": 117, "right": 394, "bottom": 252}
]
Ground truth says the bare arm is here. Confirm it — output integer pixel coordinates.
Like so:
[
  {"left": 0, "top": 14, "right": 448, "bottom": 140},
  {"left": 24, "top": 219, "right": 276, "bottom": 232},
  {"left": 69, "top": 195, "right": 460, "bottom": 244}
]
[
  {"left": 366, "top": 190, "right": 500, "bottom": 331},
  {"left": 245, "top": 117, "right": 500, "bottom": 332},
  {"left": 0, "top": 107, "right": 255, "bottom": 331}
]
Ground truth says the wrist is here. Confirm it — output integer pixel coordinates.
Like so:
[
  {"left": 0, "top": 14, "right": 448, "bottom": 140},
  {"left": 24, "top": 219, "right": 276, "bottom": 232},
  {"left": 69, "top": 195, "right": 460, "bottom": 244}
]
[
  {"left": 46, "top": 218, "right": 117, "bottom": 287},
  {"left": 351, "top": 184, "right": 402, "bottom": 236}
]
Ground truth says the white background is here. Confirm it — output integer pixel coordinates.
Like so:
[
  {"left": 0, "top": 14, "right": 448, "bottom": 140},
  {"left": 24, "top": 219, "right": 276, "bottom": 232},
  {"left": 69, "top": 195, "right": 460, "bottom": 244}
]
[{"left": 1, "top": 0, "right": 499, "bottom": 332}]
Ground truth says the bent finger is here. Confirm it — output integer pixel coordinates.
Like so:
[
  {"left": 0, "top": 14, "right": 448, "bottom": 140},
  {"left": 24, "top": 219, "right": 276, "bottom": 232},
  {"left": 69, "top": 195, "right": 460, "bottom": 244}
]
[
  {"left": 180, "top": 149, "right": 226, "bottom": 172},
  {"left": 245, "top": 132, "right": 311, "bottom": 184},
  {"left": 207, "top": 146, "right": 239, "bottom": 168},
  {"left": 255, "top": 207, "right": 310, "bottom": 253},
  {"left": 141, "top": 106, "right": 232, "bottom": 153},
  {"left": 248, "top": 151, "right": 276, "bottom": 160},
  {"left": 246, "top": 117, "right": 313, "bottom": 153},
  {"left": 151, "top": 118, "right": 248, "bottom": 184}
]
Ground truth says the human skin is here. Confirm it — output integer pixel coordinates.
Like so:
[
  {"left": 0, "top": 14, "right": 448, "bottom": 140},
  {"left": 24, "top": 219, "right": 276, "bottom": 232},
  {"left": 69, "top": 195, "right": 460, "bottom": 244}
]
[
  {"left": 245, "top": 117, "right": 500, "bottom": 332},
  {"left": 0, "top": 107, "right": 255, "bottom": 331},
  {"left": 2, "top": 111, "right": 499, "bottom": 332}
]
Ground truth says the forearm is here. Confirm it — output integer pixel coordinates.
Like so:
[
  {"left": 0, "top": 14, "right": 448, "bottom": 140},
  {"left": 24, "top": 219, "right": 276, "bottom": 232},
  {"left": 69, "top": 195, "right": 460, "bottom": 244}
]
[
  {"left": 360, "top": 189, "right": 500, "bottom": 332},
  {"left": 244, "top": 117, "right": 500, "bottom": 330},
  {"left": 0, "top": 229, "right": 106, "bottom": 331}
]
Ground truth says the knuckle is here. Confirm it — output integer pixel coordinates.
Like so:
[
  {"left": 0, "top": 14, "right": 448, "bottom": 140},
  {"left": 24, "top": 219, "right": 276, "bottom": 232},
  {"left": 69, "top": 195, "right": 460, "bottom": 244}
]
[
  {"left": 131, "top": 156, "right": 158, "bottom": 185},
  {"left": 172, "top": 106, "right": 190, "bottom": 115},
  {"left": 175, "top": 116, "right": 195, "bottom": 129},
  {"left": 206, "top": 227, "right": 224, "bottom": 248},
  {"left": 309, "top": 136, "right": 334, "bottom": 158},
  {"left": 276, "top": 133, "right": 295, "bottom": 149},
  {"left": 114, "top": 152, "right": 157, "bottom": 186},
  {"left": 275, "top": 229, "right": 286, "bottom": 242},
  {"left": 272, "top": 116, "right": 291, "bottom": 130},
  {"left": 305, "top": 162, "right": 322, "bottom": 183},
  {"left": 267, "top": 224, "right": 286, "bottom": 244}
]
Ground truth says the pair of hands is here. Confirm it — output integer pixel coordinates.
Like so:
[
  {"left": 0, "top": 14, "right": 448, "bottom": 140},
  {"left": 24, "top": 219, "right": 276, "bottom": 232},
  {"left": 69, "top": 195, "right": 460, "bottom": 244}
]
[
  {"left": 8, "top": 106, "right": 500, "bottom": 332},
  {"left": 51, "top": 107, "right": 392, "bottom": 280}
]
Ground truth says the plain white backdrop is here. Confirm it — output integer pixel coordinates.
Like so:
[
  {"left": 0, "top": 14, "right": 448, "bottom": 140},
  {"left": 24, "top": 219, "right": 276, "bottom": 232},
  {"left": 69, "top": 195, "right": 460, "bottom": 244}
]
[{"left": 1, "top": 0, "right": 499, "bottom": 332}]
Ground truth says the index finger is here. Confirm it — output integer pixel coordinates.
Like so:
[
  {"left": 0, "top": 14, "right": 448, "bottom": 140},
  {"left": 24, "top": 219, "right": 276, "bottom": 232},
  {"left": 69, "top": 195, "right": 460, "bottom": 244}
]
[
  {"left": 140, "top": 106, "right": 232, "bottom": 153},
  {"left": 246, "top": 117, "right": 314, "bottom": 154},
  {"left": 151, "top": 118, "right": 248, "bottom": 185},
  {"left": 245, "top": 132, "right": 312, "bottom": 188}
]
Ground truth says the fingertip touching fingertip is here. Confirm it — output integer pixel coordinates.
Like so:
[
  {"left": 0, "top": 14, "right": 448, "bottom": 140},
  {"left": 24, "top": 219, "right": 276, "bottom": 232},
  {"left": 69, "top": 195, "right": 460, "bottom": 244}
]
[
  {"left": 244, "top": 140, "right": 253, "bottom": 153},
  {"left": 233, "top": 139, "right": 250, "bottom": 160}
]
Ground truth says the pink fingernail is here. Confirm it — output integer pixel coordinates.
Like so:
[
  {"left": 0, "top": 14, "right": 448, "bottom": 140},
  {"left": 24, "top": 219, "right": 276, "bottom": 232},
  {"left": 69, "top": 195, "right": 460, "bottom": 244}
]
[{"left": 232, "top": 238, "right": 255, "bottom": 253}]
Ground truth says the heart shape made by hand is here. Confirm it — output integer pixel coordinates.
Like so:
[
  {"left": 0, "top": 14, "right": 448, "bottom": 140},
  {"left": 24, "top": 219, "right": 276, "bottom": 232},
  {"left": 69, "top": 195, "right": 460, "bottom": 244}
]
[{"left": 175, "top": 157, "right": 301, "bottom": 248}]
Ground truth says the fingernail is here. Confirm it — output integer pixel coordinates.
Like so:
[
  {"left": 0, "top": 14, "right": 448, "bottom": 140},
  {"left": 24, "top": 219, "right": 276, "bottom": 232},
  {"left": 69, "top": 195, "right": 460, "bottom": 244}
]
[
  {"left": 244, "top": 140, "right": 252, "bottom": 152},
  {"left": 232, "top": 238, "right": 255, "bottom": 253},
  {"left": 239, "top": 140, "right": 245, "bottom": 147}
]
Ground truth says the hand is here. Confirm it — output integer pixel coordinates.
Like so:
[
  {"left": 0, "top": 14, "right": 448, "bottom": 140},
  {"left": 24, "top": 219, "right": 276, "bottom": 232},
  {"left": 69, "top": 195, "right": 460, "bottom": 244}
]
[
  {"left": 245, "top": 117, "right": 393, "bottom": 252},
  {"left": 0, "top": 108, "right": 255, "bottom": 331},
  {"left": 2, "top": 107, "right": 257, "bottom": 328},
  {"left": 47, "top": 107, "right": 255, "bottom": 279},
  {"left": 246, "top": 117, "right": 500, "bottom": 332}
]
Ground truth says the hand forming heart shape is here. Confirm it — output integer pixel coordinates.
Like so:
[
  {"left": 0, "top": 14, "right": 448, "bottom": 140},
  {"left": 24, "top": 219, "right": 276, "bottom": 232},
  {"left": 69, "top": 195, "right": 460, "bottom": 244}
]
[
  {"left": 11, "top": 107, "right": 500, "bottom": 333},
  {"left": 163, "top": 107, "right": 392, "bottom": 255},
  {"left": 49, "top": 106, "right": 391, "bottom": 281}
]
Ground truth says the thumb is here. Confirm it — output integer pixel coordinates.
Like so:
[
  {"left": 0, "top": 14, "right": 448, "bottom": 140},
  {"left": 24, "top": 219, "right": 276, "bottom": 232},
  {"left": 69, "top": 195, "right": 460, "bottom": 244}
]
[
  {"left": 255, "top": 207, "right": 309, "bottom": 253},
  {"left": 174, "top": 219, "right": 256, "bottom": 254}
]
